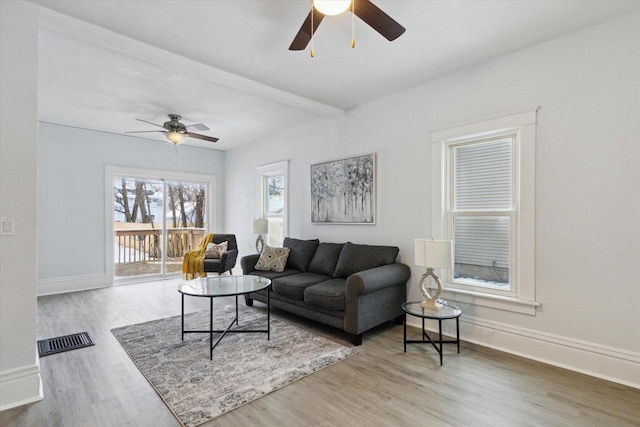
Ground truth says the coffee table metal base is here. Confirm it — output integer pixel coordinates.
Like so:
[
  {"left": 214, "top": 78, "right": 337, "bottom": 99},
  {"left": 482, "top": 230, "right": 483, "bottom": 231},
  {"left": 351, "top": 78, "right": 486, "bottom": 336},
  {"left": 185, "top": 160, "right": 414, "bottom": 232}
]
[{"left": 181, "top": 289, "right": 270, "bottom": 360}]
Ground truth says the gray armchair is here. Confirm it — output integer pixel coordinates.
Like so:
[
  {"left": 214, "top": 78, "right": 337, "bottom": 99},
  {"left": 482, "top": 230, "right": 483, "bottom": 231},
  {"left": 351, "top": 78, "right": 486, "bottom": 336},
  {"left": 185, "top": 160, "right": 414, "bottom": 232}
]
[{"left": 203, "top": 234, "right": 238, "bottom": 275}]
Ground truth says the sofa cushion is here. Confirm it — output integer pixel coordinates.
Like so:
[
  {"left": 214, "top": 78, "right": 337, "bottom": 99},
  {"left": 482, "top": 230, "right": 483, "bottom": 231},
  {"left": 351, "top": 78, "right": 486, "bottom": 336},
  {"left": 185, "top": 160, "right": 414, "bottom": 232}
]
[
  {"left": 303, "top": 279, "right": 346, "bottom": 311},
  {"left": 255, "top": 245, "right": 290, "bottom": 272},
  {"left": 271, "top": 272, "right": 331, "bottom": 300},
  {"left": 307, "top": 242, "right": 344, "bottom": 276},
  {"left": 283, "top": 238, "right": 319, "bottom": 272},
  {"left": 333, "top": 242, "right": 399, "bottom": 278},
  {"left": 249, "top": 269, "right": 300, "bottom": 280}
]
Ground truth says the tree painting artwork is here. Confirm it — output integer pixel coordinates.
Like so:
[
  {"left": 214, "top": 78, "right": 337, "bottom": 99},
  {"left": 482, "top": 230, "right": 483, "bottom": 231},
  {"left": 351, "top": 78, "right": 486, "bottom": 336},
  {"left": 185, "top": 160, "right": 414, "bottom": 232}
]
[{"left": 311, "top": 153, "right": 375, "bottom": 224}]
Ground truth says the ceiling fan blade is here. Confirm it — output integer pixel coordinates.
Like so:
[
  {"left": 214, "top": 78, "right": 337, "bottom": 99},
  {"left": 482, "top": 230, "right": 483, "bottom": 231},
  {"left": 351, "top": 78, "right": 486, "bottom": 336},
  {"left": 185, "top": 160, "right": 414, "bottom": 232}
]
[
  {"left": 135, "top": 118, "right": 166, "bottom": 128},
  {"left": 187, "top": 132, "right": 219, "bottom": 143},
  {"left": 125, "top": 130, "right": 166, "bottom": 134},
  {"left": 185, "top": 123, "right": 209, "bottom": 132},
  {"left": 351, "top": 0, "right": 405, "bottom": 41},
  {"left": 289, "top": 8, "right": 325, "bottom": 51}
]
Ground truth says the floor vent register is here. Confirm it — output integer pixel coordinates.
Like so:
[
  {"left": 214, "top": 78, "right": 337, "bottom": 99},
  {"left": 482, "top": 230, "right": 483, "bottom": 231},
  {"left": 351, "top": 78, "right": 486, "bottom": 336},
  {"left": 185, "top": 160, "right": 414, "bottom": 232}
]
[{"left": 37, "top": 332, "right": 94, "bottom": 357}]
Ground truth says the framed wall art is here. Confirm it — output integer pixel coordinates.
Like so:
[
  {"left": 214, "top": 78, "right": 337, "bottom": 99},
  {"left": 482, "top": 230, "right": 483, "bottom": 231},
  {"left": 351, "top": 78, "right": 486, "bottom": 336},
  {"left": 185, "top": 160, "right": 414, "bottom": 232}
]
[{"left": 310, "top": 153, "right": 375, "bottom": 224}]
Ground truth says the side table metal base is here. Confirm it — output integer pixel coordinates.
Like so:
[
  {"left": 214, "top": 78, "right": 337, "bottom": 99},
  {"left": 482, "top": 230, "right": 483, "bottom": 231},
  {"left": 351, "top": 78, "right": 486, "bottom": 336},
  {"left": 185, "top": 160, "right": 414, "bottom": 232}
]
[{"left": 403, "top": 312, "right": 460, "bottom": 366}]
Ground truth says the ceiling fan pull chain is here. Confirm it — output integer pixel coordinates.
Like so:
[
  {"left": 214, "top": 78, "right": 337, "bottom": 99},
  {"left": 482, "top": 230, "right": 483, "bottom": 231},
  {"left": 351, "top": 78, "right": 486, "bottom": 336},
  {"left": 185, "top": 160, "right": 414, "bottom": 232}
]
[
  {"left": 310, "top": 0, "right": 315, "bottom": 57},
  {"left": 351, "top": 0, "right": 356, "bottom": 48}
]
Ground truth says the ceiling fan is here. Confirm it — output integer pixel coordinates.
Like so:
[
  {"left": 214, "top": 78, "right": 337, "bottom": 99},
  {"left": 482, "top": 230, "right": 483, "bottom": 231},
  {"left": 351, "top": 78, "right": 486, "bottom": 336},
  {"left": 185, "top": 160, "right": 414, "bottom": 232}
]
[
  {"left": 289, "top": 0, "right": 406, "bottom": 52},
  {"left": 126, "top": 114, "right": 219, "bottom": 145}
]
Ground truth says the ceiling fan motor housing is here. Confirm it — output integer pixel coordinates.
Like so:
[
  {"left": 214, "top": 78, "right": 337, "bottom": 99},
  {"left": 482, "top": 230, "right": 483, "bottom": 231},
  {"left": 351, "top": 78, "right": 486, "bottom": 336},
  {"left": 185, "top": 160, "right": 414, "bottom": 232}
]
[{"left": 164, "top": 114, "right": 187, "bottom": 133}]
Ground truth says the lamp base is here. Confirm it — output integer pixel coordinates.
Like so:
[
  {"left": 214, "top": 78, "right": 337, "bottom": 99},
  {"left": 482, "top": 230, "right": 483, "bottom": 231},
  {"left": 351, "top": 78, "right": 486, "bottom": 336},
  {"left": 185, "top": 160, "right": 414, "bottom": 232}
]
[
  {"left": 255, "top": 235, "right": 264, "bottom": 254},
  {"left": 419, "top": 268, "right": 443, "bottom": 311},
  {"left": 420, "top": 300, "right": 443, "bottom": 311}
]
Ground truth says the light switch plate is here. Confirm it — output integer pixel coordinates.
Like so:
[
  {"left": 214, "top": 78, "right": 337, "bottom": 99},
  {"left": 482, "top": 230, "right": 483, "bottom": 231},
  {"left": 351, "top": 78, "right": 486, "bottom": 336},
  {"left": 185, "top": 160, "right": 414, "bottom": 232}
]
[{"left": 0, "top": 217, "right": 15, "bottom": 236}]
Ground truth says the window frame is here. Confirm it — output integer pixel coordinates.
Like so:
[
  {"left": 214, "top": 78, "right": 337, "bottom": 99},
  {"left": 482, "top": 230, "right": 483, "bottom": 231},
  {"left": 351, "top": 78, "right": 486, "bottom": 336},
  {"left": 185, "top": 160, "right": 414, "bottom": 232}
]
[
  {"left": 430, "top": 110, "right": 539, "bottom": 315},
  {"left": 448, "top": 132, "right": 517, "bottom": 297},
  {"left": 257, "top": 161, "right": 288, "bottom": 247}
]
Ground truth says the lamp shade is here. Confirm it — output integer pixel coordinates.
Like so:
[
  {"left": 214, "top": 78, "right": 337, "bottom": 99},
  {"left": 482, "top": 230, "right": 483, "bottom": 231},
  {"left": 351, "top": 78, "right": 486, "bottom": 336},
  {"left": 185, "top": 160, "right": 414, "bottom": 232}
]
[
  {"left": 415, "top": 238, "right": 452, "bottom": 269},
  {"left": 252, "top": 219, "right": 268, "bottom": 235}
]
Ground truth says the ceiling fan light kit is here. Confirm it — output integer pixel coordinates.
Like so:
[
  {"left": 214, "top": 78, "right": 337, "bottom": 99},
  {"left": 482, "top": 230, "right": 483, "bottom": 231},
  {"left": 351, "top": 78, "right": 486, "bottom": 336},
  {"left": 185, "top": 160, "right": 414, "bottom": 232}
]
[
  {"left": 313, "top": 0, "right": 351, "bottom": 16},
  {"left": 166, "top": 130, "right": 186, "bottom": 145}
]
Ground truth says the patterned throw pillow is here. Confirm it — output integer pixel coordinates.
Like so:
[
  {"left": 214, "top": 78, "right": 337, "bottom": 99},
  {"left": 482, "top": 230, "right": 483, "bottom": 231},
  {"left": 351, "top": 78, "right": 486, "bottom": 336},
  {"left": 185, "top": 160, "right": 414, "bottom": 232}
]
[
  {"left": 254, "top": 246, "right": 290, "bottom": 272},
  {"left": 205, "top": 241, "right": 228, "bottom": 259}
]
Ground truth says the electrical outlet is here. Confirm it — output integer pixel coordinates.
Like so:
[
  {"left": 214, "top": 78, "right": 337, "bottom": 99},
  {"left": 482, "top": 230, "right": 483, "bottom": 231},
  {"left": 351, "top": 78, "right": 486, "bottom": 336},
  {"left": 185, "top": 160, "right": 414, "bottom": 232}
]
[{"left": 0, "top": 217, "right": 15, "bottom": 236}]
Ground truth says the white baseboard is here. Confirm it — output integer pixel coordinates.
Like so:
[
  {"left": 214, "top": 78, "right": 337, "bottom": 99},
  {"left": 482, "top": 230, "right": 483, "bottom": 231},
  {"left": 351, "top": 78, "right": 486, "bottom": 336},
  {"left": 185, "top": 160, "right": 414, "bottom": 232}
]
[
  {"left": 38, "top": 273, "right": 108, "bottom": 296},
  {"left": 0, "top": 361, "right": 43, "bottom": 411},
  {"left": 406, "top": 314, "right": 640, "bottom": 389}
]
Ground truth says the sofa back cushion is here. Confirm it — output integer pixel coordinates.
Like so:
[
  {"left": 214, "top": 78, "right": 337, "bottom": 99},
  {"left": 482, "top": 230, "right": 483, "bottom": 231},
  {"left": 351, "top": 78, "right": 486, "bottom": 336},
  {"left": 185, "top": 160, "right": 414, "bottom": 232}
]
[
  {"left": 283, "top": 237, "right": 319, "bottom": 272},
  {"left": 308, "top": 243, "right": 345, "bottom": 276},
  {"left": 333, "top": 242, "right": 399, "bottom": 278}
]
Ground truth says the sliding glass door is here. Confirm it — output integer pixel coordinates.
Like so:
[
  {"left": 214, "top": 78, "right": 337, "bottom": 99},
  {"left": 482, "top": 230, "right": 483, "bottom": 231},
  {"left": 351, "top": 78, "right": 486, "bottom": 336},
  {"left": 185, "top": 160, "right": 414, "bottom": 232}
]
[
  {"left": 109, "top": 168, "right": 215, "bottom": 283},
  {"left": 113, "top": 176, "right": 165, "bottom": 277}
]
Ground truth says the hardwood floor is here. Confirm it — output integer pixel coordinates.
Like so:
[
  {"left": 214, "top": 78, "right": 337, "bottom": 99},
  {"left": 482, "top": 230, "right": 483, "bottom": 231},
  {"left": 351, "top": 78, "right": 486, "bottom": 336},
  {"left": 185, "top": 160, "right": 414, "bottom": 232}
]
[{"left": 2, "top": 279, "right": 639, "bottom": 427}]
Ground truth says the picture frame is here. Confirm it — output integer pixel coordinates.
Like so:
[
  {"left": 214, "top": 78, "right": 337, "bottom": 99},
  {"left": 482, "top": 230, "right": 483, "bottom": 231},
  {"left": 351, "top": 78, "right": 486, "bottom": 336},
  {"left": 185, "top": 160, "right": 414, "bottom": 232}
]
[{"left": 310, "top": 153, "right": 376, "bottom": 224}]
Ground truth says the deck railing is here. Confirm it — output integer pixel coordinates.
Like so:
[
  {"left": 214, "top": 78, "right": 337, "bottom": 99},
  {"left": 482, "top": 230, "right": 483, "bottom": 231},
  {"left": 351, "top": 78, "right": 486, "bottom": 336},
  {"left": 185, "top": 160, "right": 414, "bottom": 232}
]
[{"left": 114, "top": 228, "right": 206, "bottom": 263}]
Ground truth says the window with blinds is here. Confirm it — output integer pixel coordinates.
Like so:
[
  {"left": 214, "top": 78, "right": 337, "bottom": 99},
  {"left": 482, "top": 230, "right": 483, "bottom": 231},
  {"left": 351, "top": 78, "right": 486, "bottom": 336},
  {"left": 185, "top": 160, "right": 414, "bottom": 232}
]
[
  {"left": 449, "top": 135, "right": 515, "bottom": 290},
  {"left": 432, "top": 110, "right": 537, "bottom": 310}
]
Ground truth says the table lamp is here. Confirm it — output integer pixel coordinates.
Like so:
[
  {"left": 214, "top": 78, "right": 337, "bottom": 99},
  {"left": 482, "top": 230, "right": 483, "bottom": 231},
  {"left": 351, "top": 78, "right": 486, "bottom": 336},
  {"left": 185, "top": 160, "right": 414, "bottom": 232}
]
[
  {"left": 415, "top": 238, "right": 453, "bottom": 310},
  {"left": 252, "top": 219, "right": 268, "bottom": 253}
]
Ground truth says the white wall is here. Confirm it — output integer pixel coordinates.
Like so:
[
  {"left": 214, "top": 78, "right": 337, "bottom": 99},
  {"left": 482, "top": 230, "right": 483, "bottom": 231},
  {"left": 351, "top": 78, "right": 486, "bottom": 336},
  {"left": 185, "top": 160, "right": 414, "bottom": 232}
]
[
  {"left": 226, "top": 13, "right": 640, "bottom": 387},
  {"left": 37, "top": 123, "right": 226, "bottom": 294},
  {"left": 0, "top": 1, "right": 43, "bottom": 411}
]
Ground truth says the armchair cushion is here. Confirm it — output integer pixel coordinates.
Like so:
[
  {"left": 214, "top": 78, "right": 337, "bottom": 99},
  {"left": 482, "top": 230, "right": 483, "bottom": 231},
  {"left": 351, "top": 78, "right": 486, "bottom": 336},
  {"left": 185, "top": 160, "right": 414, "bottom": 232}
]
[{"left": 205, "top": 241, "right": 227, "bottom": 259}]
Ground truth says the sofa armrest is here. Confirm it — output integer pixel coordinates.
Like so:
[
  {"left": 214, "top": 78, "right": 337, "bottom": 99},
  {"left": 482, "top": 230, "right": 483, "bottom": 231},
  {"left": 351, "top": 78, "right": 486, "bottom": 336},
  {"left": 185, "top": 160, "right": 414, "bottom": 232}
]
[
  {"left": 220, "top": 249, "right": 238, "bottom": 272},
  {"left": 241, "top": 254, "right": 260, "bottom": 274},
  {"left": 346, "top": 263, "right": 411, "bottom": 298},
  {"left": 344, "top": 263, "right": 411, "bottom": 337}
]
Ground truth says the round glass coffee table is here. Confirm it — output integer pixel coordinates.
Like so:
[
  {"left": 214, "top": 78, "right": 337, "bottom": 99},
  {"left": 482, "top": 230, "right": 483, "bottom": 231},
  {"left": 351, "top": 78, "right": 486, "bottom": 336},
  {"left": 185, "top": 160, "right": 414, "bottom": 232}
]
[
  {"left": 178, "top": 275, "right": 271, "bottom": 360},
  {"left": 402, "top": 301, "right": 462, "bottom": 366}
]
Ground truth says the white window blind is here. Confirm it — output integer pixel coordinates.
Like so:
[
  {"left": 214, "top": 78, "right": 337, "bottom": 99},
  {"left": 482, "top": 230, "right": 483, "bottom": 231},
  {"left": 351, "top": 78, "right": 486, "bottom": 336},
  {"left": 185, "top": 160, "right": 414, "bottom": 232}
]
[
  {"left": 453, "top": 216, "right": 510, "bottom": 267},
  {"left": 454, "top": 138, "right": 512, "bottom": 211}
]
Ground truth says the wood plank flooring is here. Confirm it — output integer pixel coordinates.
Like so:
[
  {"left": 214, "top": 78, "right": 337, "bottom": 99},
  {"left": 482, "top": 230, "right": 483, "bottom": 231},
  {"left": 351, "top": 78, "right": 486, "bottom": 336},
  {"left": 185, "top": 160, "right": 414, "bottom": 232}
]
[{"left": 1, "top": 279, "right": 639, "bottom": 427}]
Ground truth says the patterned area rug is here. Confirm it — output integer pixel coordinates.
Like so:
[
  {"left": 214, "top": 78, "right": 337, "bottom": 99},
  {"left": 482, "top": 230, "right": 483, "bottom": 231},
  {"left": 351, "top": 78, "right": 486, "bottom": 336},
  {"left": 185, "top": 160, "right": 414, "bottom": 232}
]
[{"left": 111, "top": 306, "right": 357, "bottom": 427}]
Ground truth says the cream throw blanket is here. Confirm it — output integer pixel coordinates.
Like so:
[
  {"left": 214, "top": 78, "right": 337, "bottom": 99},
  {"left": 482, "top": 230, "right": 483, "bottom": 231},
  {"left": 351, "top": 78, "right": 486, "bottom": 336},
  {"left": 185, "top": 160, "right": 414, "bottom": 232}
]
[{"left": 182, "top": 233, "right": 214, "bottom": 280}]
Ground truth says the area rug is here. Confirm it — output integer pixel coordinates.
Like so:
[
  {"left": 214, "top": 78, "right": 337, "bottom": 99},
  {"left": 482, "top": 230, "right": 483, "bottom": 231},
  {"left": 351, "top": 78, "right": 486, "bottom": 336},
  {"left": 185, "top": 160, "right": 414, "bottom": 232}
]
[{"left": 111, "top": 306, "right": 358, "bottom": 427}]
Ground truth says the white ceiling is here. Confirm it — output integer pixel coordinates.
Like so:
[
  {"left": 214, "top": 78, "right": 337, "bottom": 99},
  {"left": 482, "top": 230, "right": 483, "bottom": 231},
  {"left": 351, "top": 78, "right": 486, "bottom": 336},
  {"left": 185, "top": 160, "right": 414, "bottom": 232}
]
[{"left": 32, "top": 0, "right": 640, "bottom": 151}]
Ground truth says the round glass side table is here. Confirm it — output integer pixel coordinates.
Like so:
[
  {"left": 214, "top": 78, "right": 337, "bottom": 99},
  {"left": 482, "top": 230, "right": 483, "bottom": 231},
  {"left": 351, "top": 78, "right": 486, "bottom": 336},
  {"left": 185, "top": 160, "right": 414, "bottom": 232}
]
[{"left": 402, "top": 301, "right": 462, "bottom": 366}]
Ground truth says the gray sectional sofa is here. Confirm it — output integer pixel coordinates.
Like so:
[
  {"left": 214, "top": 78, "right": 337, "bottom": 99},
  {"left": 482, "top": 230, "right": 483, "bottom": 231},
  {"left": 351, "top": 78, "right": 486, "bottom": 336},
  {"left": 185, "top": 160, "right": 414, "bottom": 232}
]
[{"left": 241, "top": 238, "right": 411, "bottom": 345}]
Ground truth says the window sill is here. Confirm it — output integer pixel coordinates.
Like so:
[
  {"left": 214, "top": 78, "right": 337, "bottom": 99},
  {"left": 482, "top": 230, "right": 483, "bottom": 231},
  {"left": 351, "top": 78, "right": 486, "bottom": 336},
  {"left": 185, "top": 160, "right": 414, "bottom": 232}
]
[{"left": 440, "top": 287, "right": 541, "bottom": 315}]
